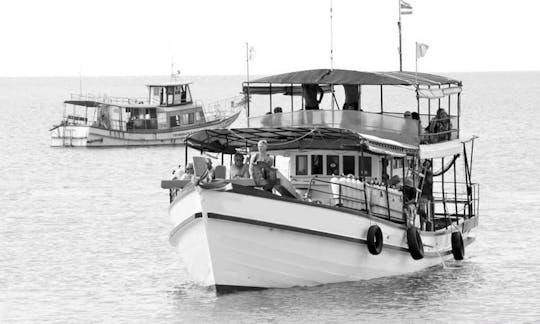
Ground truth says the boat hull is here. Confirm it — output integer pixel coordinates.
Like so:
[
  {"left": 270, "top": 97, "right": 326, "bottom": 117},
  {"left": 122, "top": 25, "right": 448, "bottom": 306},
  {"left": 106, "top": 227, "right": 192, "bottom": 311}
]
[
  {"left": 50, "top": 112, "right": 240, "bottom": 147},
  {"left": 168, "top": 185, "right": 477, "bottom": 291}
]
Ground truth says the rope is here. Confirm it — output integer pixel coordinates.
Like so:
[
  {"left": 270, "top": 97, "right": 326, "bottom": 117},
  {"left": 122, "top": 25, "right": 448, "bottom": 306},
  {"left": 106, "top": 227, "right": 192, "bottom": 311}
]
[{"left": 227, "top": 127, "right": 320, "bottom": 147}]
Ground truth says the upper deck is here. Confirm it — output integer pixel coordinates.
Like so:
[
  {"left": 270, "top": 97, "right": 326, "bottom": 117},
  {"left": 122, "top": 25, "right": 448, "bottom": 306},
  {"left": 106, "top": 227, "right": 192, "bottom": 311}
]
[{"left": 243, "top": 69, "right": 462, "bottom": 147}]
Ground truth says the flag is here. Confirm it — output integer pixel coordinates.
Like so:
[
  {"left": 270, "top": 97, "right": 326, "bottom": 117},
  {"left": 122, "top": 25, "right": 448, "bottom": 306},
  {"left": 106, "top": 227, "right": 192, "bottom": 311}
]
[
  {"left": 400, "top": 0, "right": 413, "bottom": 15},
  {"left": 248, "top": 46, "right": 255, "bottom": 61},
  {"left": 416, "top": 42, "right": 429, "bottom": 59}
]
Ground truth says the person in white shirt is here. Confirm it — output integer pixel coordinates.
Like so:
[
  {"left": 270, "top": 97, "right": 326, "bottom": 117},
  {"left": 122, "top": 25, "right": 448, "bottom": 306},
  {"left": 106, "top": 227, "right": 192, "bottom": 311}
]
[{"left": 230, "top": 153, "right": 250, "bottom": 179}]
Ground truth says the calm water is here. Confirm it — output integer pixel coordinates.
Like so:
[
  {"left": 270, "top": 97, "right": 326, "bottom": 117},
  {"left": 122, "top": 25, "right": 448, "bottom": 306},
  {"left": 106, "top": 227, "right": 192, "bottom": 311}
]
[{"left": 1, "top": 73, "right": 540, "bottom": 322}]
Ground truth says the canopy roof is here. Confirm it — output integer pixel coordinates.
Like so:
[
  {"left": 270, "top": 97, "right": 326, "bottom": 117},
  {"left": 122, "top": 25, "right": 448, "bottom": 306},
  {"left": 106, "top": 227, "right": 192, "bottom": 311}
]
[
  {"left": 246, "top": 69, "right": 461, "bottom": 86},
  {"left": 185, "top": 110, "right": 419, "bottom": 156},
  {"left": 145, "top": 81, "right": 192, "bottom": 87}
]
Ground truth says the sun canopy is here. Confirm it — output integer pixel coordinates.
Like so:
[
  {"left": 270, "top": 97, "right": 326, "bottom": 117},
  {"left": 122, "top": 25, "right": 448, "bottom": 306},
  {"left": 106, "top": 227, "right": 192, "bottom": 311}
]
[
  {"left": 185, "top": 110, "right": 419, "bottom": 156},
  {"left": 246, "top": 69, "right": 461, "bottom": 87}
]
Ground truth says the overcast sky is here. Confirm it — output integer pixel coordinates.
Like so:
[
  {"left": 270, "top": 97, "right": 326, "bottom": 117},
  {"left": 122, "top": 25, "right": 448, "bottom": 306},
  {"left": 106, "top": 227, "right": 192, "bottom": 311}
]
[{"left": 2, "top": 0, "right": 539, "bottom": 76}]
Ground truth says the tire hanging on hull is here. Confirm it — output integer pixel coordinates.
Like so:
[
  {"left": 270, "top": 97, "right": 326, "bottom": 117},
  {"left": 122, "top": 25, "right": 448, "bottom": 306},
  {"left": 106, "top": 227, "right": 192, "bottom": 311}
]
[
  {"left": 367, "top": 225, "right": 383, "bottom": 255},
  {"left": 451, "top": 231, "right": 465, "bottom": 260},
  {"left": 407, "top": 227, "right": 424, "bottom": 260}
]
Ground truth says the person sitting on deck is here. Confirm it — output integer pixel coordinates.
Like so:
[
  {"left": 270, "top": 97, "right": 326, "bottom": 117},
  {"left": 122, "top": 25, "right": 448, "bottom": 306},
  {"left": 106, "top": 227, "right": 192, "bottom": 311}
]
[
  {"left": 342, "top": 84, "right": 361, "bottom": 111},
  {"left": 425, "top": 108, "right": 452, "bottom": 143},
  {"left": 230, "top": 153, "right": 250, "bottom": 179},
  {"left": 179, "top": 163, "right": 195, "bottom": 181},
  {"left": 250, "top": 140, "right": 275, "bottom": 191},
  {"left": 302, "top": 84, "right": 324, "bottom": 110},
  {"left": 205, "top": 158, "right": 215, "bottom": 182}
]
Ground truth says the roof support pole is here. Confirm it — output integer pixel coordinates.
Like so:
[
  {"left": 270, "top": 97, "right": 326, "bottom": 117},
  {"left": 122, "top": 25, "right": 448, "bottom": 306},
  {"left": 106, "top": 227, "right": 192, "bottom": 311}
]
[
  {"left": 245, "top": 82, "right": 250, "bottom": 118},
  {"left": 416, "top": 86, "right": 420, "bottom": 137},
  {"left": 438, "top": 85, "right": 441, "bottom": 109},
  {"left": 291, "top": 83, "right": 294, "bottom": 112},
  {"left": 380, "top": 85, "right": 384, "bottom": 113},
  {"left": 184, "top": 140, "right": 188, "bottom": 166},
  {"left": 269, "top": 83, "right": 272, "bottom": 113},
  {"left": 427, "top": 85, "right": 431, "bottom": 121},
  {"left": 457, "top": 89, "right": 461, "bottom": 138},
  {"left": 358, "top": 85, "right": 362, "bottom": 110}
]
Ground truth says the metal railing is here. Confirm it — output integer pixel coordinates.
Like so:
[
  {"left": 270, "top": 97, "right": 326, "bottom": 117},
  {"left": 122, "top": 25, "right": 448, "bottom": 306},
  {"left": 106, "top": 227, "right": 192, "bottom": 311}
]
[
  {"left": 306, "top": 178, "right": 405, "bottom": 223},
  {"left": 201, "top": 95, "right": 245, "bottom": 121},
  {"left": 69, "top": 93, "right": 150, "bottom": 105}
]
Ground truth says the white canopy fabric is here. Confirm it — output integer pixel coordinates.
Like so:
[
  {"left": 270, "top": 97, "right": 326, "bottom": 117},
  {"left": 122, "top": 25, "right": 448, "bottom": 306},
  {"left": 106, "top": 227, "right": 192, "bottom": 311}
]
[
  {"left": 419, "top": 139, "right": 463, "bottom": 159},
  {"left": 417, "top": 86, "right": 462, "bottom": 99}
]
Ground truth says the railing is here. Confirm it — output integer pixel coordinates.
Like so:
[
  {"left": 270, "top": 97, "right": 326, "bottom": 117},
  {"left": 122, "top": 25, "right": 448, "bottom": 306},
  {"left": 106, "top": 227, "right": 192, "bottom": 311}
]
[
  {"left": 69, "top": 93, "right": 150, "bottom": 106},
  {"left": 431, "top": 181, "right": 479, "bottom": 229},
  {"left": 382, "top": 111, "right": 459, "bottom": 143},
  {"left": 201, "top": 95, "right": 245, "bottom": 121},
  {"left": 306, "top": 178, "right": 406, "bottom": 223}
]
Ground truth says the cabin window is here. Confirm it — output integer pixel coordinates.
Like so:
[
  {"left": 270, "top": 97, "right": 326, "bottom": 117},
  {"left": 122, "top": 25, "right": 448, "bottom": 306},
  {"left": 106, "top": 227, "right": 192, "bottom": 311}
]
[
  {"left": 182, "top": 114, "right": 189, "bottom": 124},
  {"left": 359, "top": 156, "right": 372, "bottom": 177},
  {"left": 343, "top": 156, "right": 355, "bottom": 176},
  {"left": 296, "top": 155, "right": 308, "bottom": 175},
  {"left": 188, "top": 113, "right": 194, "bottom": 124},
  {"left": 169, "top": 116, "right": 177, "bottom": 127},
  {"left": 311, "top": 155, "right": 323, "bottom": 175},
  {"left": 195, "top": 111, "right": 202, "bottom": 122},
  {"left": 326, "top": 155, "right": 339, "bottom": 176}
]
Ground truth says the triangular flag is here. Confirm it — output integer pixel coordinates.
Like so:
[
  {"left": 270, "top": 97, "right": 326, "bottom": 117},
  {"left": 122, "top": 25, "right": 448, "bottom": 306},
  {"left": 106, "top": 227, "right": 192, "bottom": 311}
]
[{"left": 416, "top": 43, "right": 429, "bottom": 59}]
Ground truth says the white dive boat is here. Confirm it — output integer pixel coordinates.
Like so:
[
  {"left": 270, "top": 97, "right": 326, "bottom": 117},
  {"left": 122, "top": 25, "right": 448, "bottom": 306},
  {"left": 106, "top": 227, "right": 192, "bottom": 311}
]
[
  {"left": 161, "top": 69, "right": 479, "bottom": 294},
  {"left": 50, "top": 80, "right": 243, "bottom": 147}
]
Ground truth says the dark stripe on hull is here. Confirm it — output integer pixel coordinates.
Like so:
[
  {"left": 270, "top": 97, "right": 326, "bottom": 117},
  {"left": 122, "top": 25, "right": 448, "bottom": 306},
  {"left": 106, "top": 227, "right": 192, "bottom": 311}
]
[
  {"left": 215, "top": 284, "right": 266, "bottom": 295},
  {"left": 207, "top": 212, "right": 410, "bottom": 253}
]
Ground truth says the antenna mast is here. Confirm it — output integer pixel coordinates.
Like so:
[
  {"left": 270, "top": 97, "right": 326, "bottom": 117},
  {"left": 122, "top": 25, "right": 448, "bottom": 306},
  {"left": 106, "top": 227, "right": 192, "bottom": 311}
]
[{"left": 330, "top": 0, "right": 334, "bottom": 71}]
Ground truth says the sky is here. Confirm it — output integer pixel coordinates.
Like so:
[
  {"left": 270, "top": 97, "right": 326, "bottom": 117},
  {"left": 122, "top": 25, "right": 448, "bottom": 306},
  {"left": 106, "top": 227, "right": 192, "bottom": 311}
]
[{"left": 1, "top": 0, "right": 540, "bottom": 76}]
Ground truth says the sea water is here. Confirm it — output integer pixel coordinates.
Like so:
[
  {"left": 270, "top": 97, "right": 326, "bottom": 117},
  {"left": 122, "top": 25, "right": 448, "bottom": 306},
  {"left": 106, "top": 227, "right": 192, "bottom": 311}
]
[{"left": 1, "top": 73, "right": 539, "bottom": 322}]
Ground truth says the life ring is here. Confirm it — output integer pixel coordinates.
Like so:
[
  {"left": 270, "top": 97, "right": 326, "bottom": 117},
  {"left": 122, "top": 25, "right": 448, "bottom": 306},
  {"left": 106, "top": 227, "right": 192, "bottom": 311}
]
[
  {"left": 406, "top": 226, "right": 424, "bottom": 260},
  {"left": 451, "top": 231, "right": 465, "bottom": 260},
  {"left": 367, "top": 225, "right": 383, "bottom": 255}
]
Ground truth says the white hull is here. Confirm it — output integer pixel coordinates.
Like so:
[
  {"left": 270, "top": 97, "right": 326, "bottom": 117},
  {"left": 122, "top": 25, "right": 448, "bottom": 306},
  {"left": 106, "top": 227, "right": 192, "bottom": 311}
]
[
  {"left": 50, "top": 112, "right": 240, "bottom": 147},
  {"left": 169, "top": 185, "right": 477, "bottom": 291}
]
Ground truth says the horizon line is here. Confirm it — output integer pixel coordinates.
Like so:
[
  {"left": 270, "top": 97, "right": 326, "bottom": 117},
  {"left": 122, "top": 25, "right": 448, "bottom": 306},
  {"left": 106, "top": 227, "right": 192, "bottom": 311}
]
[{"left": 1, "top": 69, "right": 540, "bottom": 78}]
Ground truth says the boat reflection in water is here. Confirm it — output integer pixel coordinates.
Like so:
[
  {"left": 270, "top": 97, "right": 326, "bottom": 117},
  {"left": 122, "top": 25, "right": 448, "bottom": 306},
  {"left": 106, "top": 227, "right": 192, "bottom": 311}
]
[{"left": 161, "top": 69, "right": 479, "bottom": 294}]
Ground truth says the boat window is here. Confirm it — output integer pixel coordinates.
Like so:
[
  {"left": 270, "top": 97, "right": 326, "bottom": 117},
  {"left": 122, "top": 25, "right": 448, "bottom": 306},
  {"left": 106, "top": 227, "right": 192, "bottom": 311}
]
[
  {"left": 326, "top": 155, "right": 339, "bottom": 175},
  {"left": 195, "top": 111, "right": 202, "bottom": 122},
  {"left": 359, "top": 156, "right": 372, "bottom": 177},
  {"left": 182, "top": 114, "right": 189, "bottom": 124},
  {"left": 343, "top": 156, "right": 355, "bottom": 176},
  {"left": 311, "top": 155, "right": 323, "bottom": 175},
  {"left": 296, "top": 155, "right": 308, "bottom": 175},
  {"left": 188, "top": 113, "right": 194, "bottom": 124}
]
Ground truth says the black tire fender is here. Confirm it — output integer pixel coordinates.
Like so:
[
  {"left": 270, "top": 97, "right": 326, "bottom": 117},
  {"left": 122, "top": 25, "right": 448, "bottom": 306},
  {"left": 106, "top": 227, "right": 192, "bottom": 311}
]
[
  {"left": 367, "top": 225, "right": 383, "bottom": 255},
  {"left": 407, "top": 226, "right": 424, "bottom": 260},
  {"left": 451, "top": 231, "right": 465, "bottom": 260}
]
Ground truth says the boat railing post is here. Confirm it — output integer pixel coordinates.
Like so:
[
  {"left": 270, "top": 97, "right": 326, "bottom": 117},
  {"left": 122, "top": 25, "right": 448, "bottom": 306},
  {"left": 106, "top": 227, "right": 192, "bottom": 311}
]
[
  {"left": 453, "top": 154, "right": 459, "bottom": 224},
  {"left": 385, "top": 181, "right": 391, "bottom": 221},
  {"left": 338, "top": 183, "right": 342, "bottom": 206},
  {"left": 441, "top": 157, "right": 449, "bottom": 228}
]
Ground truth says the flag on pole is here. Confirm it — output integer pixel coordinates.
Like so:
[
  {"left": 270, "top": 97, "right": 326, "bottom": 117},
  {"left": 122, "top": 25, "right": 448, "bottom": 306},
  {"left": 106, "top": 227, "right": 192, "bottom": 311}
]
[
  {"left": 400, "top": 0, "right": 413, "bottom": 15},
  {"left": 416, "top": 42, "right": 429, "bottom": 59},
  {"left": 248, "top": 46, "right": 256, "bottom": 61}
]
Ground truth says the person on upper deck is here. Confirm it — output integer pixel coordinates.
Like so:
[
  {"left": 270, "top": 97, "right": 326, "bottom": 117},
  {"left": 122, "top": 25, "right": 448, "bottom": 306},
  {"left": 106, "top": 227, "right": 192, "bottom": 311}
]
[
  {"left": 342, "top": 85, "right": 361, "bottom": 111},
  {"left": 302, "top": 84, "right": 324, "bottom": 110},
  {"left": 425, "top": 108, "right": 452, "bottom": 143},
  {"left": 230, "top": 153, "right": 250, "bottom": 179}
]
